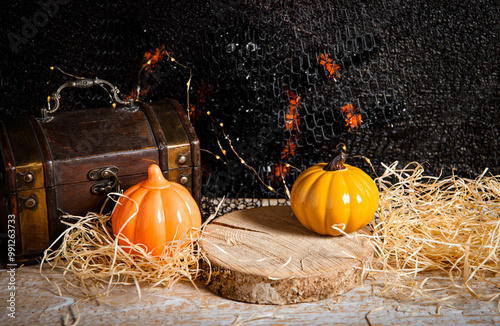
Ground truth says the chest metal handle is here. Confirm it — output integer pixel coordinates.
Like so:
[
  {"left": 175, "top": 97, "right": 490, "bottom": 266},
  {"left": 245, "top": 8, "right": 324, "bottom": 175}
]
[{"left": 42, "top": 78, "right": 138, "bottom": 120}]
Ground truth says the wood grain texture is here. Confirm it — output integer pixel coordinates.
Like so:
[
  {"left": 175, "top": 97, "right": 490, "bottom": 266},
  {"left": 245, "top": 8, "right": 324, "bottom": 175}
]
[{"left": 199, "top": 206, "right": 374, "bottom": 304}]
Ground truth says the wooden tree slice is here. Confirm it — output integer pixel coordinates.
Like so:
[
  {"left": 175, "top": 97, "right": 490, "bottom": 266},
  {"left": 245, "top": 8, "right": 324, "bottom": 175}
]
[{"left": 199, "top": 206, "right": 374, "bottom": 305}]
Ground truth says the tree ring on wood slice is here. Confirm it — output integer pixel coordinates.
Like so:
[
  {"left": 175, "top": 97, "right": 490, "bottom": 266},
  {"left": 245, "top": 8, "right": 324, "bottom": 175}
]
[{"left": 199, "top": 205, "right": 374, "bottom": 305}]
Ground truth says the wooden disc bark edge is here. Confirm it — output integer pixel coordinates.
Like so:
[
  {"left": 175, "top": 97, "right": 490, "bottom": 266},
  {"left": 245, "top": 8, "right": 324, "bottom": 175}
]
[{"left": 199, "top": 249, "right": 369, "bottom": 305}]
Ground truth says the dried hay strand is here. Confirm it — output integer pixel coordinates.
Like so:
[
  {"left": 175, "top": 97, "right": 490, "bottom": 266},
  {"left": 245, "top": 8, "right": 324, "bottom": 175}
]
[
  {"left": 40, "top": 196, "right": 222, "bottom": 302},
  {"left": 366, "top": 161, "right": 500, "bottom": 306}
]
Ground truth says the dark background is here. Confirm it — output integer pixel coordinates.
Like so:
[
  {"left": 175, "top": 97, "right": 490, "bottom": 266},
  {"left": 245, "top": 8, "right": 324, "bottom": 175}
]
[{"left": 1, "top": 0, "right": 498, "bottom": 214}]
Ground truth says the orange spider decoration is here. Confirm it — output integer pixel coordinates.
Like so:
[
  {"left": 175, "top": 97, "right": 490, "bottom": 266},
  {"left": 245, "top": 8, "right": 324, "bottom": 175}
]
[
  {"left": 318, "top": 53, "right": 341, "bottom": 82},
  {"left": 270, "top": 86, "right": 302, "bottom": 183},
  {"left": 341, "top": 103, "right": 362, "bottom": 132}
]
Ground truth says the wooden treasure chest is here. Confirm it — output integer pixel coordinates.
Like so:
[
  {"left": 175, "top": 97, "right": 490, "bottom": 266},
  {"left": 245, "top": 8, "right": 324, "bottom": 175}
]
[{"left": 0, "top": 78, "right": 201, "bottom": 265}]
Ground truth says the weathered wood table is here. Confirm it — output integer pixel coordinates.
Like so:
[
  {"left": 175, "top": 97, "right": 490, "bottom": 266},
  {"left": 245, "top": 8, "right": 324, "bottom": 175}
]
[
  {"left": 2, "top": 207, "right": 499, "bottom": 325},
  {"left": 1, "top": 263, "right": 499, "bottom": 325}
]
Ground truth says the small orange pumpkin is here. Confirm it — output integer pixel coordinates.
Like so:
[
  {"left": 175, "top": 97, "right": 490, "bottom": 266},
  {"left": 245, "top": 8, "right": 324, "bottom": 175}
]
[
  {"left": 290, "top": 151, "right": 379, "bottom": 236},
  {"left": 111, "top": 164, "right": 202, "bottom": 256}
]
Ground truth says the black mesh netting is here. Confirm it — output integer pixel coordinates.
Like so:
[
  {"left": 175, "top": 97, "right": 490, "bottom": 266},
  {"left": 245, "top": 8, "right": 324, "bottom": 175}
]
[{"left": 1, "top": 0, "right": 498, "bottom": 217}]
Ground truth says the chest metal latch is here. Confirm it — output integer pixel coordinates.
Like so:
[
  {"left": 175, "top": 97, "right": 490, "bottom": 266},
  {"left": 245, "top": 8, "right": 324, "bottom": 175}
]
[{"left": 88, "top": 166, "right": 121, "bottom": 195}]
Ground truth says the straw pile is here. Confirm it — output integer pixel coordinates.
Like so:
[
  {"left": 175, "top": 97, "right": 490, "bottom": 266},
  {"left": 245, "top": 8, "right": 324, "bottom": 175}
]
[
  {"left": 366, "top": 162, "right": 500, "bottom": 306},
  {"left": 40, "top": 210, "right": 210, "bottom": 301}
]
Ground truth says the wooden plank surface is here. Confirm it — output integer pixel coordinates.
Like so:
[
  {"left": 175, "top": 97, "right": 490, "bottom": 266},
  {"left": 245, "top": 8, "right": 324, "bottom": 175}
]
[
  {"left": 1, "top": 263, "right": 500, "bottom": 325},
  {"left": 2, "top": 206, "right": 499, "bottom": 325},
  {"left": 200, "top": 206, "right": 374, "bottom": 304}
]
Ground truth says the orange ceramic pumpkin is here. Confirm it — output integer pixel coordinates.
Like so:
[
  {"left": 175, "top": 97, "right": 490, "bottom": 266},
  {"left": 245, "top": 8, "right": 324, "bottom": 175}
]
[
  {"left": 290, "top": 151, "right": 379, "bottom": 236},
  {"left": 111, "top": 164, "right": 202, "bottom": 256}
]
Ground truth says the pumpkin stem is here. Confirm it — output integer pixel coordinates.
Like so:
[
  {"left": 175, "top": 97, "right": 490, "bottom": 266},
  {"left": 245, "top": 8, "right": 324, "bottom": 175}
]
[
  {"left": 323, "top": 151, "right": 347, "bottom": 171},
  {"left": 142, "top": 164, "right": 171, "bottom": 189}
]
